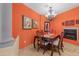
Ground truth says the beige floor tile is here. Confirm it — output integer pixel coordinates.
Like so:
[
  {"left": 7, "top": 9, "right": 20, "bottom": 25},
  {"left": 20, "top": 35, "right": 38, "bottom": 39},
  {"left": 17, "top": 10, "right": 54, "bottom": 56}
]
[{"left": 19, "top": 42, "right": 79, "bottom": 56}]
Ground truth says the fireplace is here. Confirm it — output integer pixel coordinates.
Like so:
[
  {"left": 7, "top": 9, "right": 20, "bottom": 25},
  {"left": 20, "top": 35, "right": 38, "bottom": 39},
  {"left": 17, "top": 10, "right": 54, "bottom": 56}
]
[{"left": 64, "top": 28, "right": 77, "bottom": 41}]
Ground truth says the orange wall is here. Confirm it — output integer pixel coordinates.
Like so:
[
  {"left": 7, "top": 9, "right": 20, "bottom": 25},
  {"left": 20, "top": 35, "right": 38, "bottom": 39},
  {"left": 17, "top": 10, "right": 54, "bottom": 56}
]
[
  {"left": 50, "top": 7, "right": 79, "bottom": 46},
  {"left": 12, "top": 3, "right": 79, "bottom": 48},
  {"left": 12, "top": 3, "right": 46, "bottom": 48}
]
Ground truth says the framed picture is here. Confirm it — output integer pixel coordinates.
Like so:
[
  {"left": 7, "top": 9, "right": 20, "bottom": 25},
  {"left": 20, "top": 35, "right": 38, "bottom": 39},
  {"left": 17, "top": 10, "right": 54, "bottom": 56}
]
[
  {"left": 44, "top": 22, "right": 50, "bottom": 32},
  {"left": 22, "top": 15, "right": 32, "bottom": 30},
  {"left": 76, "top": 20, "right": 79, "bottom": 24},
  {"left": 62, "top": 22, "right": 64, "bottom": 25},
  {"left": 32, "top": 20, "right": 38, "bottom": 29}
]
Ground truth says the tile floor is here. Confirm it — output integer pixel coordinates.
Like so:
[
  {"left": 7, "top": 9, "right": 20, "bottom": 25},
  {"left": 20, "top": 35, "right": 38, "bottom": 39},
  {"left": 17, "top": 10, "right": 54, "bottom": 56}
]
[{"left": 19, "top": 42, "right": 79, "bottom": 56}]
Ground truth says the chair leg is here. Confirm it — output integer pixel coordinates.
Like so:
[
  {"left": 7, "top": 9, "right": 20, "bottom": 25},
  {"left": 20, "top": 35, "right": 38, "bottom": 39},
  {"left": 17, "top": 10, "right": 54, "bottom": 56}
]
[
  {"left": 61, "top": 47, "right": 64, "bottom": 52},
  {"left": 51, "top": 45, "right": 54, "bottom": 56},
  {"left": 37, "top": 45, "right": 40, "bottom": 52},
  {"left": 61, "top": 43, "right": 64, "bottom": 52},
  {"left": 43, "top": 46, "right": 47, "bottom": 55},
  {"left": 43, "top": 49, "right": 46, "bottom": 55},
  {"left": 34, "top": 39, "right": 36, "bottom": 48},
  {"left": 58, "top": 47, "right": 61, "bottom": 56},
  {"left": 51, "top": 50, "right": 54, "bottom": 56}
]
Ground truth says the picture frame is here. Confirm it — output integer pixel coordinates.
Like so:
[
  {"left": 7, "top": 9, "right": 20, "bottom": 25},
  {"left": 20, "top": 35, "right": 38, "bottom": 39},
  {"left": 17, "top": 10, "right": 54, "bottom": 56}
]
[
  {"left": 62, "top": 22, "right": 65, "bottom": 25},
  {"left": 22, "top": 15, "right": 32, "bottom": 30},
  {"left": 63, "top": 20, "right": 75, "bottom": 26},
  {"left": 76, "top": 20, "right": 79, "bottom": 24},
  {"left": 44, "top": 22, "right": 50, "bottom": 32},
  {"left": 32, "top": 20, "right": 38, "bottom": 29}
]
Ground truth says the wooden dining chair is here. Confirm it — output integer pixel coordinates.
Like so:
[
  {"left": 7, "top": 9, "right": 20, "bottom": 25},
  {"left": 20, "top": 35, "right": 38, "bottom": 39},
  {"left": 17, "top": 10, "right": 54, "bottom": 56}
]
[
  {"left": 42, "top": 37, "right": 52, "bottom": 54},
  {"left": 50, "top": 35, "right": 61, "bottom": 56},
  {"left": 33, "top": 30, "right": 45, "bottom": 51},
  {"left": 36, "top": 31, "right": 51, "bottom": 52},
  {"left": 36, "top": 34, "right": 50, "bottom": 52},
  {"left": 33, "top": 30, "right": 43, "bottom": 49},
  {"left": 37, "top": 37, "right": 48, "bottom": 52},
  {"left": 50, "top": 32, "right": 64, "bottom": 56}
]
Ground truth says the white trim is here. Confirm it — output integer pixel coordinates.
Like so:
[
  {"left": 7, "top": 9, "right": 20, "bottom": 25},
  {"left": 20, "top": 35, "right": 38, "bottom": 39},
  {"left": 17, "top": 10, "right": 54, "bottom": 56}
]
[{"left": 64, "top": 27, "right": 78, "bottom": 29}]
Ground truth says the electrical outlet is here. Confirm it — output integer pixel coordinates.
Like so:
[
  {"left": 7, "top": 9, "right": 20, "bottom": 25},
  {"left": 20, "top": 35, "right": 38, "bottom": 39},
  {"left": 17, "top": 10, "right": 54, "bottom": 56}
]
[{"left": 24, "top": 41, "right": 26, "bottom": 43}]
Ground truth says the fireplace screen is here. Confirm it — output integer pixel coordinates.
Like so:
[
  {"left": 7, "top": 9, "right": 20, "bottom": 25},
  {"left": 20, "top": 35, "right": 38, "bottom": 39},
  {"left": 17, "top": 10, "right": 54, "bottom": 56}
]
[{"left": 64, "top": 28, "right": 77, "bottom": 41}]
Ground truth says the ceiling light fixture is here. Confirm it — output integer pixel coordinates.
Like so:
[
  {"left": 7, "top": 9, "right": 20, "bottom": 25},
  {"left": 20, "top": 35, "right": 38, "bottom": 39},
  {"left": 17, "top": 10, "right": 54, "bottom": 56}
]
[{"left": 45, "top": 6, "right": 57, "bottom": 21}]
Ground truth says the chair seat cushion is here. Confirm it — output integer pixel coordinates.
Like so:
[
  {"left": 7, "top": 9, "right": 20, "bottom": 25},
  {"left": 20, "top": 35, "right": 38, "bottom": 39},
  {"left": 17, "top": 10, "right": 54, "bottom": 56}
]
[
  {"left": 52, "top": 38, "right": 60, "bottom": 46},
  {"left": 38, "top": 41, "right": 49, "bottom": 46},
  {"left": 44, "top": 42, "right": 49, "bottom": 45}
]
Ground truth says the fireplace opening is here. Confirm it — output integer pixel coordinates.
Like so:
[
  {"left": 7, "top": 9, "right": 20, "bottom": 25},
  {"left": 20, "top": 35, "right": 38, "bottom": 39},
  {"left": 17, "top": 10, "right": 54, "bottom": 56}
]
[{"left": 64, "top": 28, "right": 77, "bottom": 41}]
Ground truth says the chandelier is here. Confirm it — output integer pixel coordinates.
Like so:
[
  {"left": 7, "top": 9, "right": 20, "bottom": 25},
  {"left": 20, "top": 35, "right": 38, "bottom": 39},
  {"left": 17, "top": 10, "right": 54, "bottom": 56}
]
[{"left": 45, "top": 6, "right": 56, "bottom": 21}]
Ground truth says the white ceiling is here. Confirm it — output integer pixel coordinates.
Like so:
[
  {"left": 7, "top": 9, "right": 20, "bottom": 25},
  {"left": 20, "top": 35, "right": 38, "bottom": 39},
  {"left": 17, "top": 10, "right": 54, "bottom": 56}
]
[{"left": 24, "top": 3, "right": 79, "bottom": 15}]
